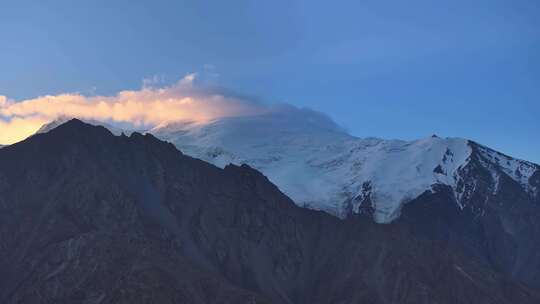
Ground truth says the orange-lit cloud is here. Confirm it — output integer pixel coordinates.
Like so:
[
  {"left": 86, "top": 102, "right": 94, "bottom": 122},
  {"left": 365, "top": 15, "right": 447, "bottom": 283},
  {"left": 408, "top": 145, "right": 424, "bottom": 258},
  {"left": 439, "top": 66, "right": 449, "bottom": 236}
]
[
  {"left": 0, "top": 116, "right": 49, "bottom": 144},
  {"left": 0, "top": 74, "right": 272, "bottom": 145}
]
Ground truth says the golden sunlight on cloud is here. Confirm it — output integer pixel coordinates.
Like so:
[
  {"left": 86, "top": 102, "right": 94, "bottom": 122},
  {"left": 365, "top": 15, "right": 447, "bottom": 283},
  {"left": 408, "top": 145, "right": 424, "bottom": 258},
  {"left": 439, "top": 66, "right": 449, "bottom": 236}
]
[
  {"left": 0, "top": 117, "right": 49, "bottom": 144},
  {"left": 0, "top": 75, "right": 270, "bottom": 145}
]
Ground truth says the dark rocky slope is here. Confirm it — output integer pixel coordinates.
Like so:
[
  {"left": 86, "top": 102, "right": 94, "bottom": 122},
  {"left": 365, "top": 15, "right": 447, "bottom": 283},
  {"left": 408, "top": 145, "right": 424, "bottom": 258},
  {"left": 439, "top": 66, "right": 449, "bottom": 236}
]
[{"left": 0, "top": 120, "right": 538, "bottom": 304}]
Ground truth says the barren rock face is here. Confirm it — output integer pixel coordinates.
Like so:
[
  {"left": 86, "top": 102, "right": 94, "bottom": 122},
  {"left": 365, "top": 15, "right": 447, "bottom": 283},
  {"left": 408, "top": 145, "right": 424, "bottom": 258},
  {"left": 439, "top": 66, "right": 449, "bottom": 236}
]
[{"left": 0, "top": 119, "right": 538, "bottom": 304}]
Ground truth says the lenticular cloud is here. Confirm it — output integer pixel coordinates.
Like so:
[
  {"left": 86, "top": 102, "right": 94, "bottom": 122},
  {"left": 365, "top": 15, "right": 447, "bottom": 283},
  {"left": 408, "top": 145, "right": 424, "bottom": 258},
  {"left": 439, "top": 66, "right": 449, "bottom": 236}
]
[{"left": 0, "top": 74, "right": 272, "bottom": 144}]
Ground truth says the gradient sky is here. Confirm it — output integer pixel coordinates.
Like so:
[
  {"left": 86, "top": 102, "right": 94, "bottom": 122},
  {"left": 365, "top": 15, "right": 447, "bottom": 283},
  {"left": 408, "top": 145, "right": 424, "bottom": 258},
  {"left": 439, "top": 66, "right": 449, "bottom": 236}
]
[{"left": 1, "top": 0, "right": 539, "bottom": 162}]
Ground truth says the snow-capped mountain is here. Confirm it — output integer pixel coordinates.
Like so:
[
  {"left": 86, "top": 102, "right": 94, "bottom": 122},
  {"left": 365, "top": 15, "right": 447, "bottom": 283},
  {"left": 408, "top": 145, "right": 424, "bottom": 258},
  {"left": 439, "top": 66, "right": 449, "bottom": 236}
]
[
  {"left": 5, "top": 119, "right": 539, "bottom": 303},
  {"left": 31, "top": 118, "right": 540, "bottom": 290},
  {"left": 38, "top": 112, "right": 539, "bottom": 223},
  {"left": 149, "top": 113, "right": 538, "bottom": 223}
]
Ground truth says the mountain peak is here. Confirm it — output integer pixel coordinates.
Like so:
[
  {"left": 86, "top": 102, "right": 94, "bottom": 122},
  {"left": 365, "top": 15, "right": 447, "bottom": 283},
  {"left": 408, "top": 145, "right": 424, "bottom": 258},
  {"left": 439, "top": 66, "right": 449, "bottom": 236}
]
[
  {"left": 42, "top": 118, "right": 114, "bottom": 141},
  {"left": 55, "top": 118, "right": 96, "bottom": 130},
  {"left": 37, "top": 117, "right": 135, "bottom": 137}
]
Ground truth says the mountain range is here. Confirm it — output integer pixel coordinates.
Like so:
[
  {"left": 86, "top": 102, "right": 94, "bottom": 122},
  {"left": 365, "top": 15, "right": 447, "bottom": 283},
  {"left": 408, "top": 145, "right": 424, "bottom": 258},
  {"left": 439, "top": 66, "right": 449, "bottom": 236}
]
[
  {"left": 37, "top": 113, "right": 539, "bottom": 224},
  {"left": 0, "top": 118, "right": 539, "bottom": 303}
]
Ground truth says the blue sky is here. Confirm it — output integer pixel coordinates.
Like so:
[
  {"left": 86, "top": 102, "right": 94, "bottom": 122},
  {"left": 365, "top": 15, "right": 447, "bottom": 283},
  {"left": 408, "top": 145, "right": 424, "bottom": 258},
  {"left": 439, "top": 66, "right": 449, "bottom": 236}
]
[{"left": 1, "top": 0, "right": 539, "bottom": 162}]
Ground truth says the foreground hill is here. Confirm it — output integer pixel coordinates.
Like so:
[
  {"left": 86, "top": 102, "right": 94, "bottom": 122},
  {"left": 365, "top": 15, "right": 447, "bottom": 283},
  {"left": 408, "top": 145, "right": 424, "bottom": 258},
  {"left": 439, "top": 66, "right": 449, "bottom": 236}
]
[{"left": 0, "top": 119, "right": 538, "bottom": 303}]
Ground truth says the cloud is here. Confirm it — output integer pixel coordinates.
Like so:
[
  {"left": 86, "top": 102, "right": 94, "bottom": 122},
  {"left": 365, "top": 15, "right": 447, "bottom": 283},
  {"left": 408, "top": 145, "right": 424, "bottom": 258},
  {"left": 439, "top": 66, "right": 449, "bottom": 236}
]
[
  {"left": 0, "top": 73, "right": 345, "bottom": 145},
  {"left": 0, "top": 74, "right": 277, "bottom": 144},
  {"left": 142, "top": 74, "right": 166, "bottom": 89},
  {"left": 0, "top": 116, "right": 49, "bottom": 144}
]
